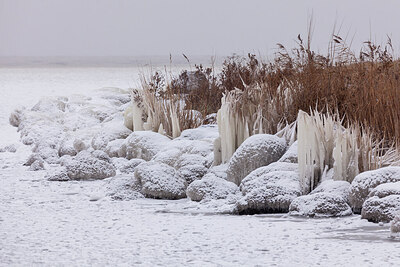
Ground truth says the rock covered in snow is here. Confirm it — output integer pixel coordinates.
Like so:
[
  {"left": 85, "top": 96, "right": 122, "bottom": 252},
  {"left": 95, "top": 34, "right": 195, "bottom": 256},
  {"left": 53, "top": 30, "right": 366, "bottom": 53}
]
[
  {"left": 361, "top": 195, "right": 400, "bottom": 223},
  {"left": 121, "top": 131, "right": 171, "bottom": 161},
  {"left": 0, "top": 144, "right": 17, "bottom": 153},
  {"left": 91, "top": 121, "right": 131, "bottom": 151},
  {"left": 135, "top": 161, "right": 187, "bottom": 200},
  {"left": 176, "top": 164, "right": 208, "bottom": 185},
  {"left": 45, "top": 167, "right": 70, "bottom": 181},
  {"left": 349, "top": 167, "right": 400, "bottom": 213},
  {"left": 64, "top": 150, "right": 116, "bottom": 180},
  {"left": 9, "top": 107, "right": 25, "bottom": 127},
  {"left": 105, "top": 139, "right": 125, "bottom": 158},
  {"left": 310, "top": 180, "right": 351, "bottom": 203},
  {"left": 58, "top": 137, "right": 77, "bottom": 157},
  {"left": 368, "top": 181, "right": 400, "bottom": 198},
  {"left": 226, "top": 134, "right": 287, "bottom": 185},
  {"left": 28, "top": 159, "right": 45, "bottom": 171},
  {"left": 186, "top": 173, "right": 239, "bottom": 202},
  {"left": 236, "top": 170, "right": 301, "bottom": 214},
  {"left": 105, "top": 174, "right": 144, "bottom": 201},
  {"left": 391, "top": 213, "right": 400, "bottom": 238},
  {"left": 175, "top": 125, "right": 219, "bottom": 141},
  {"left": 278, "top": 141, "right": 298, "bottom": 163},
  {"left": 119, "top": 158, "right": 146, "bottom": 174},
  {"left": 289, "top": 193, "right": 352, "bottom": 217}
]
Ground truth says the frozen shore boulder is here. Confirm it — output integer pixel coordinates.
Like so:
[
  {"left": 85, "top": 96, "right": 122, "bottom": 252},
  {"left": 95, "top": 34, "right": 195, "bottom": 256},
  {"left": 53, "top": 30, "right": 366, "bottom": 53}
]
[
  {"left": 361, "top": 195, "right": 400, "bottom": 223},
  {"left": 135, "top": 161, "right": 187, "bottom": 200},
  {"left": 349, "top": 167, "right": 400, "bottom": 213},
  {"left": 367, "top": 181, "right": 400, "bottom": 198},
  {"left": 236, "top": 170, "right": 301, "bottom": 214},
  {"left": 289, "top": 193, "right": 352, "bottom": 217},
  {"left": 176, "top": 164, "right": 208, "bottom": 185},
  {"left": 64, "top": 150, "right": 116, "bottom": 180},
  {"left": 311, "top": 180, "right": 350, "bottom": 203},
  {"left": 105, "top": 174, "right": 144, "bottom": 201},
  {"left": 121, "top": 131, "right": 171, "bottom": 161},
  {"left": 226, "top": 134, "right": 287, "bottom": 185},
  {"left": 278, "top": 141, "right": 298, "bottom": 163},
  {"left": 45, "top": 167, "right": 70, "bottom": 181},
  {"left": 186, "top": 173, "right": 239, "bottom": 202}
]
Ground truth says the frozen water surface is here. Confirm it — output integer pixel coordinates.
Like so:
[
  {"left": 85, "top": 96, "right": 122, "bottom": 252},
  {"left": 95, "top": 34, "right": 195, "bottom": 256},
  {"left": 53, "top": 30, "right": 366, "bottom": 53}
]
[{"left": 1, "top": 67, "right": 399, "bottom": 266}]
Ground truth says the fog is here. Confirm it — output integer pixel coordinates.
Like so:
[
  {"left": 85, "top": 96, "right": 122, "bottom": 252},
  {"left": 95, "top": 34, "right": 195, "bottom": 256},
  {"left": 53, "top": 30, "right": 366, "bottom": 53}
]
[{"left": 1, "top": 0, "right": 400, "bottom": 58}]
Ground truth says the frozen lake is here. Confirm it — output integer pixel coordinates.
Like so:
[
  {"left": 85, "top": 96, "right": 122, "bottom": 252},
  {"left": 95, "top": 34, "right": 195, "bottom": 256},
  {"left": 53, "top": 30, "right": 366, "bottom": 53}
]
[{"left": 0, "top": 66, "right": 399, "bottom": 266}]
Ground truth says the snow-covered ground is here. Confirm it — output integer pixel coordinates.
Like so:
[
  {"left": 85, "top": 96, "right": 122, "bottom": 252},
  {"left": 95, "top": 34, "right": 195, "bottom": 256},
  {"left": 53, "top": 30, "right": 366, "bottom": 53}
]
[{"left": 1, "top": 67, "right": 399, "bottom": 266}]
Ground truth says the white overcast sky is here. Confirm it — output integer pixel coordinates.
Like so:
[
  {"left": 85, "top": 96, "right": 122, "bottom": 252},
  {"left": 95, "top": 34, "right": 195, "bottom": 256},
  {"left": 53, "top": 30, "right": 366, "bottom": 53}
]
[{"left": 1, "top": 0, "right": 400, "bottom": 57}]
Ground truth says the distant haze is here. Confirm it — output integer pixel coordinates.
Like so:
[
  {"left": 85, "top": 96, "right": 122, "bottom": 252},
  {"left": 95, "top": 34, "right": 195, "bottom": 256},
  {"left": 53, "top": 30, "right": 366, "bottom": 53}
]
[{"left": 1, "top": 0, "right": 400, "bottom": 59}]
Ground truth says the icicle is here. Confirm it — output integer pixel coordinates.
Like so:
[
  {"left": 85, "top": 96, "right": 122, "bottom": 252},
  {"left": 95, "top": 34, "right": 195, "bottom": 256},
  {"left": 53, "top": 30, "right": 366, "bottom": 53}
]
[{"left": 158, "top": 123, "right": 164, "bottom": 135}]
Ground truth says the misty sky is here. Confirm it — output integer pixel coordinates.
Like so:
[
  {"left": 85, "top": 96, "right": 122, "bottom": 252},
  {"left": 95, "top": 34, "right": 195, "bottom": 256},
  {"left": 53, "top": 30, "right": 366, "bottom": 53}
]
[{"left": 1, "top": 0, "right": 400, "bottom": 57}]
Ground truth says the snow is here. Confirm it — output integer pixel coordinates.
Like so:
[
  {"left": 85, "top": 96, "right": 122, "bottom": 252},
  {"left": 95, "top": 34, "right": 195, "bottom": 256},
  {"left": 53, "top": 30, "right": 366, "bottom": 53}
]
[
  {"left": 226, "top": 134, "right": 287, "bottom": 185},
  {"left": 1, "top": 67, "right": 400, "bottom": 266},
  {"left": 349, "top": 166, "right": 400, "bottom": 213},
  {"left": 289, "top": 193, "right": 352, "bottom": 217}
]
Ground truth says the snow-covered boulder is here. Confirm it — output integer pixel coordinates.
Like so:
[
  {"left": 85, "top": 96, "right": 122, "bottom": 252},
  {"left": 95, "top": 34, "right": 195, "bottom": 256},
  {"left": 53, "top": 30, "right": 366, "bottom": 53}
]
[
  {"left": 349, "top": 167, "right": 400, "bottom": 213},
  {"left": 186, "top": 173, "right": 239, "bottom": 202},
  {"left": 105, "top": 139, "right": 125, "bottom": 158},
  {"left": 58, "top": 138, "right": 77, "bottom": 157},
  {"left": 391, "top": 213, "right": 400, "bottom": 238},
  {"left": 368, "top": 181, "right": 400, "bottom": 198},
  {"left": 119, "top": 158, "right": 146, "bottom": 174},
  {"left": 175, "top": 125, "right": 219, "bottom": 141},
  {"left": 105, "top": 174, "right": 144, "bottom": 201},
  {"left": 310, "top": 180, "right": 350, "bottom": 203},
  {"left": 9, "top": 108, "right": 24, "bottom": 127},
  {"left": 45, "top": 167, "right": 70, "bottom": 181},
  {"left": 207, "top": 164, "right": 228, "bottom": 180},
  {"left": 0, "top": 144, "right": 17, "bottom": 153},
  {"left": 289, "top": 193, "right": 352, "bottom": 217},
  {"left": 236, "top": 170, "right": 301, "bottom": 214},
  {"left": 24, "top": 153, "right": 44, "bottom": 166},
  {"left": 240, "top": 162, "right": 298, "bottom": 190},
  {"left": 122, "top": 131, "right": 171, "bottom": 161},
  {"left": 91, "top": 124, "right": 131, "bottom": 151},
  {"left": 226, "top": 134, "right": 287, "bottom": 185},
  {"left": 64, "top": 150, "right": 116, "bottom": 180},
  {"left": 135, "top": 161, "right": 187, "bottom": 199},
  {"left": 278, "top": 141, "right": 298, "bottom": 163},
  {"left": 361, "top": 195, "right": 400, "bottom": 223},
  {"left": 176, "top": 164, "right": 208, "bottom": 185},
  {"left": 28, "top": 160, "right": 45, "bottom": 171}
]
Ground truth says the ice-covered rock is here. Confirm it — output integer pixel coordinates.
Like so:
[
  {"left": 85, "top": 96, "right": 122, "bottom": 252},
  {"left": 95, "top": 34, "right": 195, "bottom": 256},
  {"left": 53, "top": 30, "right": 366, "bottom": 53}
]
[
  {"left": 45, "top": 167, "right": 70, "bottom": 181},
  {"left": 240, "top": 162, "right": 298, "bottom": 190},
  {"left": 28, "top": 160, "right": 45, "bottom": 171},
  {"left": 207, "top": 164, "right": 228, "bottom": 180},
  {"left": 9, "top": 107, "right": 24, "bottom": 127},
  {"left": 105, "top": 139, "right": 125, "bottom": 158},
  {"left": 73, "top": 138, "right": 89, "bottom": 153},
  {"left": 226, "top": 134, "right": 287, "bottom": 185},
  {"left": 175, "top": 125, "right": 219, "bottom": 141},
  {"left": 105, "top": 174, "right": 144, "bottom": 201},
  {"left": 390, "top": 213, "right": 400, "bottom": 238},
  {"left": 135, "top": 161, "right": 187, "bottom": 199},
  {"left": 361, "top": 195, "right": 400, "bottom": 223},
  {"left": 24, "top": 153, "right": 44, "bottom": 166},
  {"left": 122, "top": 131, "right": 171, "bottom": 161},
  {"left": 310, "top": 180, "right": 351, "bottom": 203},
  {"left": 186, "top": 173, "right": 239, "bottom": 202},
  {"left": 368, "top": 181, "right": 400, "bottom": 198},
  {"left": 0, "top": 144, "right": 17, "bottom": 153},
  {"left": 91, "top": 123, "right": 131, "bottom": 151},
  {"left": 349, "top": 167, "right": 400, "bottom": 213},
  {"left": 289, "top": 193, "right": 352, "bottom": 217},
  {"left": 64, "top": 150, "right": 116, "bottom": 180},
  {"left": 119, "top": 158, "right": 146, "bottom": 174},
  {"left": 278, "top": 141, "right": 298, "bottom": 163},
  {"left": 58, "top": 138, "right": 77, "bottom": 157},
  {"left": 176, "top": 164, "right": 208, "bottom": 185},
  {"left": 236, "top": 170, "right": 301, "bottom": 214}
]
